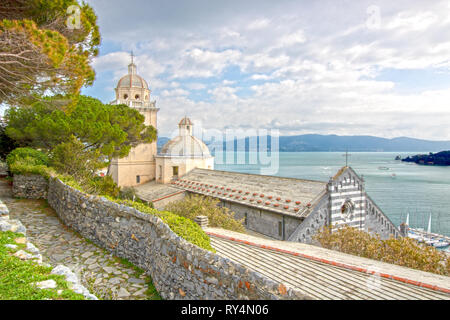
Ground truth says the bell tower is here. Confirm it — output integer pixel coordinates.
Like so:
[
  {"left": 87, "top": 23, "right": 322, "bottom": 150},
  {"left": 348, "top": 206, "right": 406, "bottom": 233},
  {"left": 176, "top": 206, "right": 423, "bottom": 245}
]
[{"left": 109, "top": 52, "right": 159, "bottom": 187}]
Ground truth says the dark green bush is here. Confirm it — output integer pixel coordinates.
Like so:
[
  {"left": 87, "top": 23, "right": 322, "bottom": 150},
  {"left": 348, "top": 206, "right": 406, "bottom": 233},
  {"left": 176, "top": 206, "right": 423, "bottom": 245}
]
[
  {"left": 85, "top": 175, "right": 120, "bottom": 198},
  {"left": 166, "top": 194, "right": 246, "bottom": 233},
  {"left": 6, "top": 147, "right": 52, "bottom": 178},
  {"left": 112, "top": 199, "right": 214, "bottom": 252},
  {"left": 6, "top": 147, "right": 49, "bottom": 168}
]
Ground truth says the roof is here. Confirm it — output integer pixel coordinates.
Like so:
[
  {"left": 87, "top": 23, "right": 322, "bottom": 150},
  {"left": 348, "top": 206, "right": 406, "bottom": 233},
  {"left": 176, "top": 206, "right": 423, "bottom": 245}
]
[
  {"left": 134, "top": 181, "right": 182, "bottom": 203},
  {"left": 172, "top": 168, "right": 327, "bottom": 218},
  {"left": 179, "top": 117, "right": 193, "bottom": 126},
  {"left": 117, "top": 73, "right": 149, "bottom": 89},
  {"left": 159, "top": 135, "right": 211, "bottom": 158}
]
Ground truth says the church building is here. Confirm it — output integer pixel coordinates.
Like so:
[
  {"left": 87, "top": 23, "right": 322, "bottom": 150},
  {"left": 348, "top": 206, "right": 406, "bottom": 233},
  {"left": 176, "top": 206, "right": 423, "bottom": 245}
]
[{"left": 110, "top": 56, "right": 402, "bottom": 244}]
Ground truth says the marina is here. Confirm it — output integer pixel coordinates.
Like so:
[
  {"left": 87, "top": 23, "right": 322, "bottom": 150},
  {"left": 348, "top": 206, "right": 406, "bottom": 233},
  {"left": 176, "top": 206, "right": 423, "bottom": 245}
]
[{"left": 404, "top": 213, "right": 450, "bottom": 252}]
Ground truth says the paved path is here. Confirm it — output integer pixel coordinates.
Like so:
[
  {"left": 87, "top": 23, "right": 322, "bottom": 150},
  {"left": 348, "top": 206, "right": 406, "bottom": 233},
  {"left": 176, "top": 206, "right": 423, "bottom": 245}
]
[
  {"left": 208, "top": 231, "right": 450, "bottom": 300},
  {"left": 0, "top": 179, "right": 159, "bottom": 300}
]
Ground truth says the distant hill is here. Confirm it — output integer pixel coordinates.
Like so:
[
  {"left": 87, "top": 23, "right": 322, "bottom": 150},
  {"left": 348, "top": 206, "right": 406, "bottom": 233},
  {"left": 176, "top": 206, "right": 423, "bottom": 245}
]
[
  {"left": 276, "top": 135, "right": 450, "bottom": 152},
  {"left": 157, "top": 134, "right": 450, "bottom": 152},
  {"left": 402, "top": 151, "right": 450, "bottom": 166}
]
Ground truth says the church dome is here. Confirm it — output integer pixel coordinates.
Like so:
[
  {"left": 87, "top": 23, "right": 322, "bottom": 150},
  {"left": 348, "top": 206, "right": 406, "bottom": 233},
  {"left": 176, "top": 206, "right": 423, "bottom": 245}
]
[
  {"left": 160, "top": 117, "right": 211, "bottom": 158},
  {"left": 160, "top": 135, "right": 211, "bottom": 157},
  {"left": 117, "top": 70, "right": 149, "bottom": 89}
]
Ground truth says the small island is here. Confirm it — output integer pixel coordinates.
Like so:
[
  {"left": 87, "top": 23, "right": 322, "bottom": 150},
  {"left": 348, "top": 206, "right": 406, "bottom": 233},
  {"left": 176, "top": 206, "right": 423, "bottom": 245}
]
[{"left": 401, "top": 150, "right": 450, "bottom": 166}]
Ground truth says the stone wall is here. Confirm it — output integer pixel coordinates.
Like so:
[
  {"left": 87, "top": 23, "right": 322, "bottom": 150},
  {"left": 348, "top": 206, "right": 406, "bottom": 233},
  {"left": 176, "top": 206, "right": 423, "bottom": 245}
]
[
  {"left": 46, "top": 177, "right": 310, "bottom": 300},
  {"left": 12, "top": 174, "right": 48, "bottom": 199}
]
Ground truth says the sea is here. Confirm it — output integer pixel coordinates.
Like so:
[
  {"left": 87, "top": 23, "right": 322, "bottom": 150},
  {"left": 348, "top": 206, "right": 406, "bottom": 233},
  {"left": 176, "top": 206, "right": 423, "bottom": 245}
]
[{"left": 215, "top": 152, "right": 450, "bottom": 237}]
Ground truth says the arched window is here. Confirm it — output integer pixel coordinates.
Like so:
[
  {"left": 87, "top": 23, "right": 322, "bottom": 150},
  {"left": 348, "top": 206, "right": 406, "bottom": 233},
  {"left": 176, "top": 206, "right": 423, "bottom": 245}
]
[
  {"left": 135, "top": 94, "right": 140, "bottom": 100},
  {"left": 123, "top": 94, "right": 128, "bottom": 100}
]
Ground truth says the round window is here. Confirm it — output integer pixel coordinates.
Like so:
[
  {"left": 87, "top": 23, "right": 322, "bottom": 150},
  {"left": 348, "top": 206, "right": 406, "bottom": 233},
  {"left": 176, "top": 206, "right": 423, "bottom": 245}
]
[{"left": 341, "top": 199, "right": 355, "bottom": 222}]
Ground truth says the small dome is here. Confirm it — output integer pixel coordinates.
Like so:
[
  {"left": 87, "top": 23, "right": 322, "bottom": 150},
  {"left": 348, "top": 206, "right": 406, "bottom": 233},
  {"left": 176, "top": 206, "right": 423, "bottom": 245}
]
[
  {"left": 179, "top": 117, "right": 193, "bottom": 126},
  {"left": 117, "top": 73, "right": 148, "bottom": 89},
  {"left": 160, "top": 135, "right": 211, "bottom": 158}
]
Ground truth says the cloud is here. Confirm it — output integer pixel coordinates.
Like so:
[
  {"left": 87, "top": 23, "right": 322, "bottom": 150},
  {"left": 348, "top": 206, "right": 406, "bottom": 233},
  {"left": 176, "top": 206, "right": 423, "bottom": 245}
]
[{"left": 83, "top": 0, "right": 450, "bottom": 139}]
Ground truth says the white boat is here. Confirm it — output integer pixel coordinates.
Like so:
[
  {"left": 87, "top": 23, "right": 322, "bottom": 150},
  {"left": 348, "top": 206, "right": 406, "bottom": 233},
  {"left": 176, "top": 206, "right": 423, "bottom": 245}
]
[{"left": 433, "top": 241, "right": 450, "bottom": 249}]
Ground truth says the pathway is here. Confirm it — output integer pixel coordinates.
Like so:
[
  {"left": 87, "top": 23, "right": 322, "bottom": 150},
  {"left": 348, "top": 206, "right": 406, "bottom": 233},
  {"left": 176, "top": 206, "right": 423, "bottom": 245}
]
[
  {"left": 0, "top": 178, "right": 159, "bottom": 300},
  {"left": 207, "top": 230, "right": 450, "bottom": 300}
]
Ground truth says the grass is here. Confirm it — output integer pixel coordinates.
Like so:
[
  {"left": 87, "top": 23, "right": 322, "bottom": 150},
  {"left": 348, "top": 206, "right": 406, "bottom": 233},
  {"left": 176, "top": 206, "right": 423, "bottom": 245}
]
[
  {"left": 0, "top": 231, "right": 85, "bottom": 300},
  {"left": 113, "top": 257, "right": 162, "bottom": 300},
  {"left": 112, "top": 198, "right": 215, "bottom": 252}
]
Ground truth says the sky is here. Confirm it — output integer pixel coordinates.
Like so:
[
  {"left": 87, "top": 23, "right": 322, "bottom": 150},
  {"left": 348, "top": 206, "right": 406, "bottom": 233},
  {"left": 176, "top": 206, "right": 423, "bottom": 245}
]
[{"left": 82, "top": 0, "right": 450, "bottom": 140}]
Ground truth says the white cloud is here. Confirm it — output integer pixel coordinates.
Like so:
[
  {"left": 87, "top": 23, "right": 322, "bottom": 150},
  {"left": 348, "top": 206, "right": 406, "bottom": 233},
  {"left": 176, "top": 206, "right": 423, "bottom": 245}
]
[
  {"left": 247, "top": 18, "right": 271, "bottom": 30},
  {"left": 84, "top": 0, "right": 450, "bottom": 139}
]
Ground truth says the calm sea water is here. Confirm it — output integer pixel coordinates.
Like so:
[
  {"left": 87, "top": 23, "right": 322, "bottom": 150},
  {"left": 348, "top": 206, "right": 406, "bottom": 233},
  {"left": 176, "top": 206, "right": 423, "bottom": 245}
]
[{"left": 215, "top": 152, "right": 450, "bottom": 237}]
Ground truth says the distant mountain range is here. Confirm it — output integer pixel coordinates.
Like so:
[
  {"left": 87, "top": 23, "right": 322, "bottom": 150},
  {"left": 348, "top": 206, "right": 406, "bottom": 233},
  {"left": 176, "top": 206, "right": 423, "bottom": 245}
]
[{"left": 157, "top": 134, "right": 450, "bottom": 152}]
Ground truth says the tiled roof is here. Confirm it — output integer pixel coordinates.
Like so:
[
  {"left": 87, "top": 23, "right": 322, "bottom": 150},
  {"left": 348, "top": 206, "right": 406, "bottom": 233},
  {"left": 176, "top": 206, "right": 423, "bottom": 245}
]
[{"left": 172, "top": 168, "right": 327, "bottom": 218}]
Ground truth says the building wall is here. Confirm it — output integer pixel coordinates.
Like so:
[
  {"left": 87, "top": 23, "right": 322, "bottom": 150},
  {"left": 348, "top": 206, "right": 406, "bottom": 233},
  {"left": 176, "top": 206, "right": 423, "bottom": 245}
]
[
  {"left": 329, "top": 168, "right": 366, "bottom": 231},
  {"left": 115, "top": 87, "right": 150, "bottom": 104},
  {"left": 218, "top": 200, "right": 302, "bottom": 241},
  {"left": 156, "top": 157, "right": 214, "bottom": 184},
  {"left": 111, "top": 107, "right": 158, "bottom": 187},
  {"left": 287, "top": 195, "right": 329, "bottom": 244}
]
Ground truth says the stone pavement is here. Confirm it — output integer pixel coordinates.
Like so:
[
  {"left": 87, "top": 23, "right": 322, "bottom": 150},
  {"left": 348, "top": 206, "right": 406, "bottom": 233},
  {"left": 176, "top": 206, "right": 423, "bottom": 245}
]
[{"left": 0, "top": 178, "right": 160, "bottom": 300}]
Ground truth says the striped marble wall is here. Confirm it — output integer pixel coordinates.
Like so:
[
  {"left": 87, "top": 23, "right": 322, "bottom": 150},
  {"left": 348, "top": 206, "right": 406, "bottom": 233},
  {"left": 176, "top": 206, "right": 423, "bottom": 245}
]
[{"left": 328, "top": 168, "right": 366, "bottom": 231}]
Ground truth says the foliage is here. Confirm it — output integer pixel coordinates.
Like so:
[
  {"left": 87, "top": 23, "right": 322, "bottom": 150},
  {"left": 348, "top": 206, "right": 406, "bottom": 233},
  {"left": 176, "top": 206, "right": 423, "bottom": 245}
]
[
  {"left": 0, "top": 231, "right": 85, "bottom": 300},
  {"left": 112, "top": 199, "right": 215, "bottom": 252},
  {"left": 118, "top": 187, "right": 153, "bottom": 208},
  {"left": 314, "top": 226, "right": 450, "bottom": 276},
  {"left": 0, "top": 0, "right": 100, "bottom": 104},
  {"left": 50, "top": 135, "right": 103, "bottom": 181},
  {"left": 5, "top": 96, "right": 157, "bottom": 175},
  {"left": 166, "top": 194, "right": 246, "bottom": 233},
  {"left": 0, "top": 122, "right": 18, "bottom": 160},
  {"left": 8, "top": 162, "right": 52, "bottom": 179},
  {"left": 6, "top": 147, "right": 48, "bottom": 167},
  {"left": 402, "top": 150, "right": 450, "bottom": 166},
  {"left": 6, "top": 147, "right": 51, "bottom": 178},
  {"left": 85, "top": 175, "right": 120, "bottom": 198}
]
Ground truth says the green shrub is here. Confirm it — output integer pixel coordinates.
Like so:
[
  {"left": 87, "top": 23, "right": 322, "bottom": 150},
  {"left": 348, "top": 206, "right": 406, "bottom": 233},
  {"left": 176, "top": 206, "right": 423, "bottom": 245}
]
[
  {"left": 6, "top": 147, "right": 49, "bottom": 168},
  {"left": 314, "top": 226, "right": 450, "bottom": 276},
  {"left": 49, "top": 136, "right": 104, "bottom": 181},
  {"left": 85, "top": 175, "right": 120, "bottom": 198},
  {"left": 56, "top": 174, "right": 84, "bottom": 191},
  {"left": 166, "top": 194, "right": 246, "bottom": 233},
  {"left": 8, "top": 162, "right": 53, "bottom": 179},
  {"left": 112, "top": 199, "right": 214, "bottom": 252}
]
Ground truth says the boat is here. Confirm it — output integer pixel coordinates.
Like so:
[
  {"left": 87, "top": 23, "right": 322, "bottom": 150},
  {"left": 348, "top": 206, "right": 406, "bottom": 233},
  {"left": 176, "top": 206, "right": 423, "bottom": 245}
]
[
  {"left": 404, "top": 213, "right": 450, "bottom": 248},
  {"left": 378, "top": 166, "right": 390, "bottom": 170},
  {"left": 433, "top": 240, "right": 450, "bottom": 249}
]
